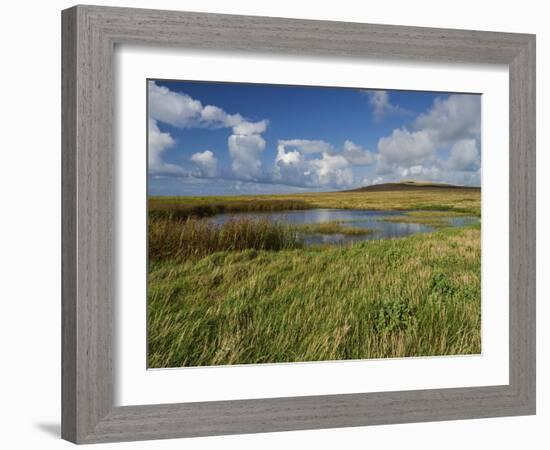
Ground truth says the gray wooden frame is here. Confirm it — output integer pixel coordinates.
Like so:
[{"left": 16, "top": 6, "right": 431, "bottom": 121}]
[{"left": 61, "top": 4, "right": 536, "bottom": 444}]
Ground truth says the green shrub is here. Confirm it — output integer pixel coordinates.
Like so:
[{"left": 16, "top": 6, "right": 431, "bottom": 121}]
[
  {"left": 428, "top": 272, "right": 457, "bottom": 296},
  {"left": 374, "top": 298, "right": 416, "bottom": 334}
]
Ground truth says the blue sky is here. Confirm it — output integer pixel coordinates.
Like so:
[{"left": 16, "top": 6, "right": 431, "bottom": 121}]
[{"left": 148, "top": 79, "right": 481, "bottom": 196}]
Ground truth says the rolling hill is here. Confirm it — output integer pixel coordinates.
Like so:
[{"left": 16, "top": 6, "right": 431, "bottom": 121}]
[{"left": 344, "top": 180, "right": 481, "bottom": 193}]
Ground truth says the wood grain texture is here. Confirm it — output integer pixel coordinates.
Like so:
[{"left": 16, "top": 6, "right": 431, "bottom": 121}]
[
  {"left": 61, "top": 4, "right": 536, "bottom": 444},
  {"left": 62, "top": 5, "right": 114, "bottom": 442},
  {"left": 508, "top": 36, "right": 536, "bottom": 409},
  {"left": 61, "top": 7, "right": 77, "bottom": 443}
]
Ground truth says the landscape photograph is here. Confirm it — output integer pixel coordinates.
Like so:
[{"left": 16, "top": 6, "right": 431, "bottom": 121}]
[{"left": 147, "top": 79, "right": 482, "bottom": 368}]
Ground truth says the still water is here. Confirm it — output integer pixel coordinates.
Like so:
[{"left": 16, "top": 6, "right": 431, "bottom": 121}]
[{"left": 211, "top": 209, "right": 478, "bottom": 246}]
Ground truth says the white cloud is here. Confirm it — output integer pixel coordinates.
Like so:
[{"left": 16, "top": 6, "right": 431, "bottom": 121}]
[
  {"left": 277, "top": 139, "right": 334, "bottom": 154},
  {"left": 233, "top": 120, "right": 268, "bottom": 135},
  {"left": 148, "top": 82, "right": 481, "bottom": 190},
  {"left": 414, "top": 94, "right": 480, "bottom": 145},
  {"left": 276, "top": 143, "right": 304, "bottom": 166},
  {"left": 364, "top": 90, "right": 409, "bottom": 121},
  {"left": 309, "top": 153, "right": 353, "bottom": 187},
  {"left": 371, "top": 161, "right": 480, "bottom": 187},
  {"left": 446, "top": 139, "right": 480, "bottom": 171},
  {"left": 190, "top": 150, "right": 218, "bottom": 177},
  {"left": 401, "top": 165, "right": 423, "bottom": 177},
  {"left": 274, "top": 142, "right": 308, "bottom": 186},
  {"left": 148, "top": 119, "right": 185, "bottom": 175},
  {"left": 226, "top": 121, "right": 269, "bottom": 179},
  {"left": 274, "top": 139, "right": 353, "bottom": 188},
  {"left": 148, "top": 81, "right": 270, "bottom": 181},
  {"left": 228, "top": 134, "right": 266, "bottom": 180},
  {"left": 227, "top": 123, "right": 270, "bottom": 180},
  {"left": 199, "top": 104, "right": 243, "bottom": 128},
  {"left": 372, "top": 94, "right": 481, "bottom": 186},
  {"left": 148, "top": 81, "right": 265, "bottom": 133},
  {"left": 148, "top": 82, "right": 204, "bottom": 128},
  {"left": 378, "top": 129, "right": 435, "bottom": 166},
  {"left": 342, "top": 140, "right": 375, "bottom": 166}
]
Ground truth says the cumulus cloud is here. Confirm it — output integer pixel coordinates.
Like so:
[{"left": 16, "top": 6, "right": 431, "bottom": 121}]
[
  {"left": 378, "top": 129, "right": 435, "bottom": 166},
  {"left": 227, "top": 123, "right": 269, "bottom": 181},
  {"left": 276, "top": 143, "right": 303, "bottom": 166},
  {"left": 271, "top": 138, "right": 378, "bottom": 188},
  {"left": 446, "top": 139, "right": 480, "bottom": 172},
  {"left": 363, "top": 90, "right": 409, "bottom": 121},
  {"left": 149, "top": 80, "right": 268, "bottom": 134},
  {"left": 372, "top": 161, "right": 480, "bottom": 187},
  {"left": 148, "top": 119, "right": 185, "bottom": 175},
  {"left": 274, "top": 142, "right": 307, "bottom": 186},
  {"left": 400, "top": 165, "right": 424, "bottom": 178},
  {"left": 148, "top": 81, "right": 481, "bottom": 191},
  {"left": 190, "top": 150, "right": 218, "bottom": 177},
  {"left": 342, "top": 140, "right": 375, "bottom": 166},
  {"left": 148, "top": 82, "right": 204, "bottom": 128},
  {"left": 309, "top": 153, "right": 353, "bottom": 187},
  {"left": 232, "top": 120, "right": 268, "bottom": 135},
  {"left": 414, "top": 94, "right": 481, "bottom": 145},
  {"left": 228, "top": 134, "right": 266, "bottom": 180},
  {"left": 148, "top": 81, "right": 269, "bottom": 180},
  {"left": 274, "top": 139, "right": 353, "bottom": 188},
  {"left": 198, "top": 104, "right": 241, "bottom": 128},
  {"left": 277, "top": 139, "right": 334, "bottom": 154},
  {"left": 371, "top": 93, "right": 481, "bottom": 186},
  {"left": 148, "top": 80, "right": 243, "bottom": 129}
]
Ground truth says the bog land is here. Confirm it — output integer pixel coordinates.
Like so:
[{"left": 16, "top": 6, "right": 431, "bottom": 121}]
[{"left": 147, "top": 182, "right": 481, "bottom": 367}]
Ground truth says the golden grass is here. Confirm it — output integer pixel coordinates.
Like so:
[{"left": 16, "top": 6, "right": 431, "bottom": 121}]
[{"left": 150, "top": 188, "right": 481, "bottom": 217}]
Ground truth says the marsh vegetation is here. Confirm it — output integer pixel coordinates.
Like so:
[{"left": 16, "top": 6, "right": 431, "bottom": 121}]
[{"left": 148, "top": 187, "right": 481, "bottom": 367}]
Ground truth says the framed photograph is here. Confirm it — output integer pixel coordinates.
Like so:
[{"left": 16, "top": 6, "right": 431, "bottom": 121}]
[{"left": 62, "top": 5, "right": 536, "bottom": 444}]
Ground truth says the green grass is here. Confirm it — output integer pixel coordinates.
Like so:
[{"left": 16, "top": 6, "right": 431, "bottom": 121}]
[
  {"left": 379, "top": 210, "right": 478, "bottom": 228},
  {"left": 147, "top": 189, "right": 481, "bottom": 367},
  {"left": 148, "top": 224, "right": 481, "bottom": 367}
]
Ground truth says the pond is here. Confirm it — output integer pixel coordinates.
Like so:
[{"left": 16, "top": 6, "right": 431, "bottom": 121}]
[{"left": 210, "top": 208, "right": 479, "bottom": 246}]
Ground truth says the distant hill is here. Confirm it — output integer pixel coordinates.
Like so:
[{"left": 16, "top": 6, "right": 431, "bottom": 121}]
[{"left": 345, "top": 180, "right": 481, "bottom": 192}]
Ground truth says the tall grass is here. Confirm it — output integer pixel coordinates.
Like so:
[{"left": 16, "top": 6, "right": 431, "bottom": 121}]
[
  {"left": 148, "top": 225, "right": 481, "bottom": 367},
  {"left": 149, "top": 198, "right": 312, "bottom": 220},
  {"left": 149, "top": 217, "right": 300, "bottom": 262}
]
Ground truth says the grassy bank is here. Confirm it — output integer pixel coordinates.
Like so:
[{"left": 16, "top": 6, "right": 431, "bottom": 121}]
[
  {"left": 148, "top": 224, "right": 481, "bottom": 367},
  {"left": 149, "top": 197, "right": 312, "bottom": 220},
  {"left": 379, "top": 210, "right": 477, "bottom": 228},
  {"left": 150, "top": 188, "right": 481, "bottom": 218}
]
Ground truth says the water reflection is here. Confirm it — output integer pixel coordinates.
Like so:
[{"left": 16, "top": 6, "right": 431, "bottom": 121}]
[{"left": 210, "top": 209, "right": 479, "bottom": 246}]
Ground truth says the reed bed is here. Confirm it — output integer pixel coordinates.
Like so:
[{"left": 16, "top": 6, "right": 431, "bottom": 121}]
[
  {"left": 149, "top": 198, "right": 312, "bottom": 221},
  {"left": 149, "top": 216, "right": 301, "bottom": 262}
]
